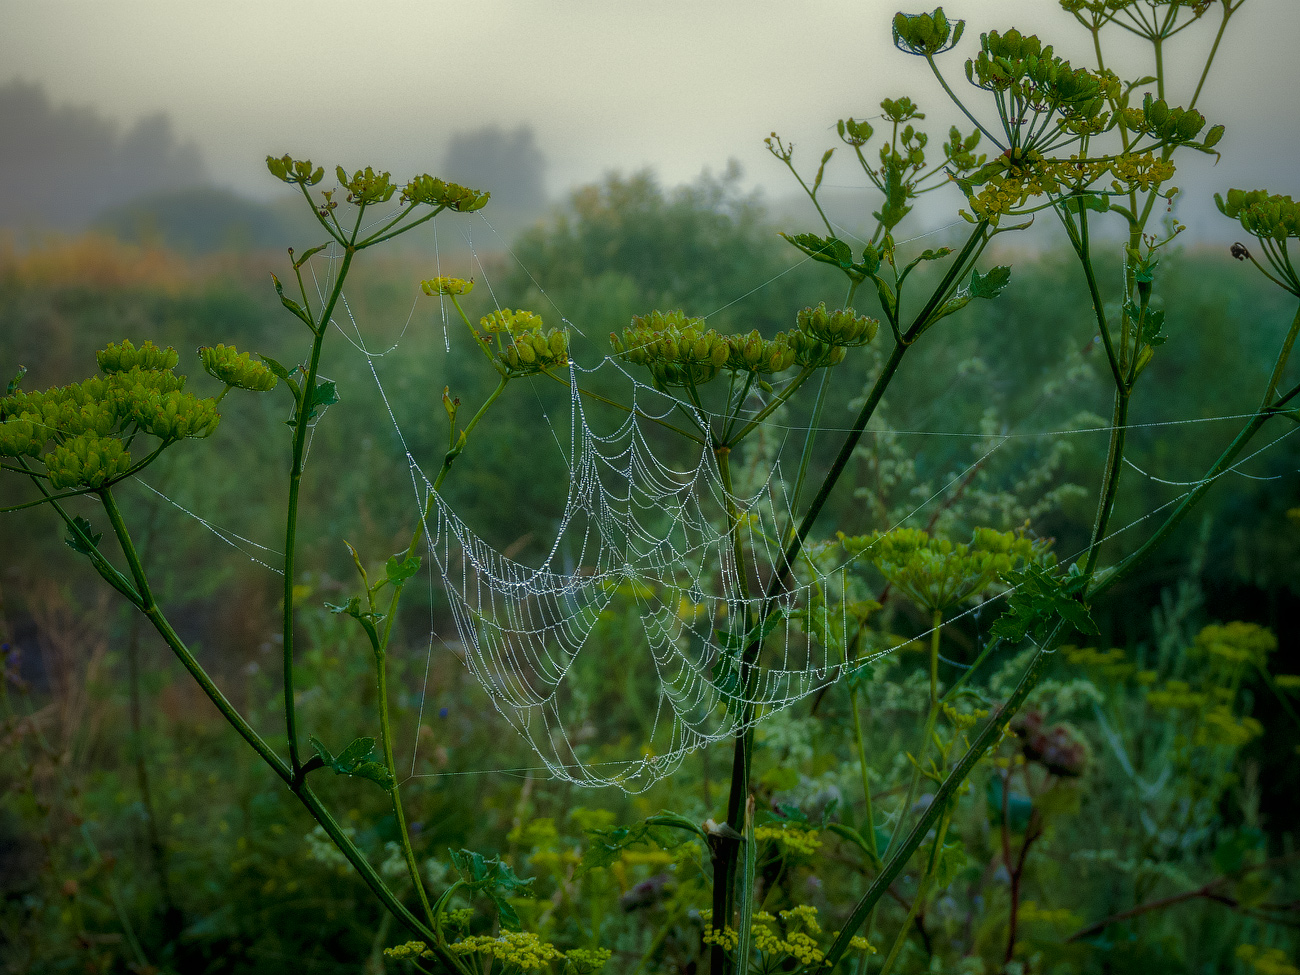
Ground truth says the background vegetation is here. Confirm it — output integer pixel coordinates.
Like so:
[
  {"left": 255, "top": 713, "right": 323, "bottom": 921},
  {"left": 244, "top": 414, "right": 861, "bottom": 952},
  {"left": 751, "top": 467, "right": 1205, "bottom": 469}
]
[{"left": 1, "top": 164, "right": 1297, "bottom": 973}]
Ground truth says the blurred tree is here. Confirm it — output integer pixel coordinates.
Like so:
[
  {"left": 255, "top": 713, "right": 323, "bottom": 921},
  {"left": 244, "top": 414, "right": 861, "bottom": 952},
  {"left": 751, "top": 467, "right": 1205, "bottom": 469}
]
[
  {"left": 442, "top": 124, "right": 546, "bottom": 214},
  {"left": 0, "top": 78, "right": 207, "bottom": 231}
]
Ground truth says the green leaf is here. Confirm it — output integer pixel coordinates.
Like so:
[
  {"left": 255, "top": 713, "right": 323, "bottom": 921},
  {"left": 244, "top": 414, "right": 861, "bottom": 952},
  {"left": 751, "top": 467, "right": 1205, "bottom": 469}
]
[
  {"left": 992, "top": 563, "right": 1097, "bottom": 644},
  {"left": 65, "top": 515, "right": 102, "bottom": 555},
  {"left": 325, "top": 596, "right": 364, "bottom": 617},
  {"left": 292, "top": 243, "right": 330, "bottom": 269},
  {"left": 931, "top": 838, "right": 968, "bottom": 890},
  {"left": 257, "top": 354, "right": 295, "bottom": 383},
  {"left": 577, "top": 815, "right": 700, "bottom": 876},
  {"left": 847, "top": 660, "right": 875, "bottom": 690},
  {"left": 1060, "top": 193, "right": 1111, "bottom": 216},
  {"left": 449, "top": 848, "right": 534, "bottom": 926},
  {"left": 6, "top": 365, "right": 26, "bottom": 396},
  {"left": 968, "top": 265, "right": 1012, "bottom": 300},
  {"left": 780, "top": 232, "right": 854, "bottom": 269},
  {"left": 385, "top": 554, "right": 422, "bottom": 586},
  {"left": 308, "top": 734, "right": 395, "bottom": 790},
  {"left": 270, "top": 273, "right": 314, "bottom": 327},
  {"left": 310, "top": 380, "right": 339, "bottom": 410}
]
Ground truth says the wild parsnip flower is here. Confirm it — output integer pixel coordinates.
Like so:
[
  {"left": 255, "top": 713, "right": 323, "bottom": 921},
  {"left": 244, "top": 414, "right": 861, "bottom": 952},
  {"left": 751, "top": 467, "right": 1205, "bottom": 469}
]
[
  {"left": 44, "top": 433, "right": 131, "bottom": 489},
  {"left": 451, "top": 930, "right": 564, "bottom": 970},
  {"left": 97, "top": 339, "right": 179, "bottom": 374},
  {"left": 421, "top": 276, "right": 474, "bottom": 296},
  {"left": 199, "top": 345, "right": 278, "bottom": 392},
  {"left": 753, "top": 823, "right": 822, "bottom": 855}
]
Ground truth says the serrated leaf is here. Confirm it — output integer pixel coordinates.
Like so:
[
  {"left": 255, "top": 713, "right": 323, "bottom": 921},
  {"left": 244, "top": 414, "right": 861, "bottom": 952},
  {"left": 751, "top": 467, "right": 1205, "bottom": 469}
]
[
  {"left": 310, "top": 379, "right": 339, "bottom": 409},
  {"left": 992, "top": 563, "right": 1098, "bottom": 644},
  {"left": 325, "top": 596, "right": 363, "bottom": 617},
  {"left": 385, "top": 554, "right": 422, "bottom": 586},
  {"left": 65, "top": 515, "right": 103, "bottom": 555},
  {"left": 969, "top": 265, "right": 1012, "bottom": 300},
  {"left": 577, "top": 816, "right": 699, "bottom": 876},
  {"left": 308, "top": 734, "right": 395, "bottom": 789}
]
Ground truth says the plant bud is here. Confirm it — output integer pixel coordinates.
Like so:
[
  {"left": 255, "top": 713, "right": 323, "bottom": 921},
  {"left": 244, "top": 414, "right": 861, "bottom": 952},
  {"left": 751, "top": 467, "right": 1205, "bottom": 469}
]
[
  {"left": 0, "top": 418, "right": 42, "bottom": 458},
  {"left": 97, "top": 339, "right": 179, "bottom": 375},
  {"left": 199, "top": 345, "right": 278, "bottom": 392},
  {"left": 422, "top": 277, "right": 474, "bottom": 297}
]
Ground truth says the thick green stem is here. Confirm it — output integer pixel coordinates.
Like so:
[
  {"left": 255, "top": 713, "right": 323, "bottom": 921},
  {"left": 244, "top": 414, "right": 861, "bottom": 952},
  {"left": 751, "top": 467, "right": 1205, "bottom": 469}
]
[
  {"left": 711, "top": 447, "right": 752, "bottom": 975},
  {"left": 99, "top": 488, "right": 293, "bottom": 783},
  {"left": 1084, "top": 390, "right": 1131, "bottom": 576},
  {"left": 283, "top": 246, "right": 356, "bottom": 774}
]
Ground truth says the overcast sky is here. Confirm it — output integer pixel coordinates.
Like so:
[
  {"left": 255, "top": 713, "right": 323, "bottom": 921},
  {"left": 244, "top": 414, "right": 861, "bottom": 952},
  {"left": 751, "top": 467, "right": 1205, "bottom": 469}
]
[{"left": 2, "top": 0, "right": 1297, "bottom": 235}]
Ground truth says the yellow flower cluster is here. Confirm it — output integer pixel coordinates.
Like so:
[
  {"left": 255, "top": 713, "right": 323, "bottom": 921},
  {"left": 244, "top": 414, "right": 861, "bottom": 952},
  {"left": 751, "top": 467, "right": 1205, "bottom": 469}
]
[
  {"left": 564, "top": 946, "right": 613, "bottom": 973},
  {"left": 849, "top": 935, "right": 877, "bottom": 954},
  {"left": 383, "top": 940, "right": 435, "bottom": 961},
  {"left": 942, "top": 701, "right": 990, "bottom": 731},
  {"left": 748, "top": 907, "right": 828, "bottom": 966},
  {"left": 1109, "top": 152, "right": 1176, "bottom": 193},
  {"left": 753, "top": 823, "right": 822, "bottom": 855},
  {"left": 1064, "top": 646, "right": 1136, "bottom": 681},
  {"left": 1193, "top": 621, "right": 1276, "bottom": 668},
  {"left": 421, "top": 276, "right": 474, "bottom": 297},
  {"left": 1237, "top": 945, "right": 1300, "bottom": 975},
  {"left": 451, "top": 930, "right": 563, "bottom": 971},
  {"left": 700, "top": 922, "right": 739, "bottom": 952}
]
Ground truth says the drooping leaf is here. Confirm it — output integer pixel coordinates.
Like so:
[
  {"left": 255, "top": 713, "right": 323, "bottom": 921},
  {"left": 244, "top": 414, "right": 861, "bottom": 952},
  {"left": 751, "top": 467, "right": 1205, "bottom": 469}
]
[{"left": 780, "top": 232, "right": 855, "bottom": 270}]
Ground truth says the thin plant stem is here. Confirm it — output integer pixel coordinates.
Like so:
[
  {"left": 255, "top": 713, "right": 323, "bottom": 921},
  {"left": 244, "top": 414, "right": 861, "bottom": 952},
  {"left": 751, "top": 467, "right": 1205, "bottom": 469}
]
[
  {"left": 282, "top": 246, "right": 356, "bottom": 775},
  {"left": 823, "top": 628, "right": 1062, "bottom": 970}
]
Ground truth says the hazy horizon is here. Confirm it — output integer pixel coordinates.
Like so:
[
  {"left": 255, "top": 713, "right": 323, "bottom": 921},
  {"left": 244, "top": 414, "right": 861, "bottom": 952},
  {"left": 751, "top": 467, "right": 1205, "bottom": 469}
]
[{"left": 3, "top": 0, "right": 1297, "bottom": 240}]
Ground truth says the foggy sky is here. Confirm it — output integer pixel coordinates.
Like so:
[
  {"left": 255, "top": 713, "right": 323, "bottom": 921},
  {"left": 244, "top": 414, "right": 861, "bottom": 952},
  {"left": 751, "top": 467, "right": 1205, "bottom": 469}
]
[{"left": 2, "top": 0, "right": 1297, "bottom": 236}]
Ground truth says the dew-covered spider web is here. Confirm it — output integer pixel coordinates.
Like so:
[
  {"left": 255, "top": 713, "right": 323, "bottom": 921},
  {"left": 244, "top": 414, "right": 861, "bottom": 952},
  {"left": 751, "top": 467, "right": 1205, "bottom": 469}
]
[{"left": 128, "top": 207, "right": 1300, "bottom": 793}]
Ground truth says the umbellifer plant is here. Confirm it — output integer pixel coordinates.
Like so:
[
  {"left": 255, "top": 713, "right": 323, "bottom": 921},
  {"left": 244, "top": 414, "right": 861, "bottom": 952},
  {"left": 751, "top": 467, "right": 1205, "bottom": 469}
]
[{"left": 2, "top": 1, "right": 1296, "bottom": 972}]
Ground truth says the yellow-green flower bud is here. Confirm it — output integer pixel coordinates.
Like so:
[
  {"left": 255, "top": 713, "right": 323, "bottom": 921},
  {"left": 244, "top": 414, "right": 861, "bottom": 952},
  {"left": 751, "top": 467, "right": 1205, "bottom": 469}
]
[
  {"left": 402, "top": 175, "right": 490, "bottom": 212},
  {"left": 892, "top": 8, "right": 964, "bottom": 56},
  {"left": 336, "top": 166, "right": 396, "bottom": 206},
  {"left": 266, "top": 154, "right": 325, "bottom": 186},
  {"left": 422, "top": 277, "right": 474, "bottom": 297},
  {"left": 44, "top": 433, "right": 132, "bottom": 490},
  {"left": 97, "top": 339, "right": 180, "bottom": 375},
  {"left": 199, "top": 345, "right": 278, "bottom": 392},
  {"left": 0, "top": 418, "right": 43, "bottom": 457},
  {"left": 137, "top": 391, "right": 220, "bottom": 441}
]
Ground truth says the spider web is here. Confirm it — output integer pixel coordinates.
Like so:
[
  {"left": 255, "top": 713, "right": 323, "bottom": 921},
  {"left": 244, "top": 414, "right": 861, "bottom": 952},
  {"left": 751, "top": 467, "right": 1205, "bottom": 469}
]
[{"left": 115, "top": 207, "right": 1298, "bottom": 792}]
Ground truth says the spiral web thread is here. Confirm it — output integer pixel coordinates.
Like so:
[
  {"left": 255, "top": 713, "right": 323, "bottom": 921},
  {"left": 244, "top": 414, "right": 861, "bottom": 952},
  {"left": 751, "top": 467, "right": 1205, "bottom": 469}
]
[
  {"left": 409, "top": 356, "right": 865, "bottom": 793},
  {"left": 118, "top": 208, "right": 1279, "bottom": 793}
]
